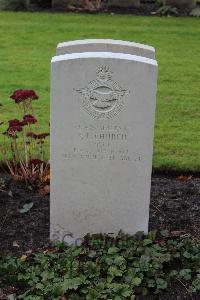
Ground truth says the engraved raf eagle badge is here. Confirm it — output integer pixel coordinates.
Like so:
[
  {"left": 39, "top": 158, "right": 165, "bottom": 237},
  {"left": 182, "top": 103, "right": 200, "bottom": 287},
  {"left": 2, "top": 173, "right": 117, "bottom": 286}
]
[{"left": 76, "top": 66, "right": 127, "bottom": 120}]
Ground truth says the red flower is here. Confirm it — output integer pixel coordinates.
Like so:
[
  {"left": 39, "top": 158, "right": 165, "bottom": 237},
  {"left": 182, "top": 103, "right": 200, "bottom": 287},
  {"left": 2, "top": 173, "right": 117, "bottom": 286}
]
[
  {"left": 23, "top": 114, "right": 37, "bottom": 124},
  {"left": 20, "top": 120, "right": 28, "bottom": 126},
  {"left": 37, "top": 133, "right": 50, "bottom": 139},
  {"left": 27, "top": 132, "right": 37, "bottom": 139},
  {"left": 26, "top": 132, "right": 49, "bottom": 140},
  {"left": 3, "top": 130, "right": 18, "bottom": 138},
  {"left": 8, "top": 119, "right": 21, "bottom": 127},
  {"left": 29, "top": 159, "right": 44, "bottom": 167},
  {"left": 9, "top": 126, "right": 22, "bottom": 132},
  {"left": 10, "top": 89, "right": 38, "bottom": 103},
  {"left": 5, "top": 119, "right": 23, "bottom": 136}
]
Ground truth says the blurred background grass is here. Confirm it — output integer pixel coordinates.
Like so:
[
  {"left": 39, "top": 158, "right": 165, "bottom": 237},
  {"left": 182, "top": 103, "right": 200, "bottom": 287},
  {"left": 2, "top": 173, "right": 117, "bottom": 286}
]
[{"left": 0, "top": 12, "right": 199, "bottom": 171}]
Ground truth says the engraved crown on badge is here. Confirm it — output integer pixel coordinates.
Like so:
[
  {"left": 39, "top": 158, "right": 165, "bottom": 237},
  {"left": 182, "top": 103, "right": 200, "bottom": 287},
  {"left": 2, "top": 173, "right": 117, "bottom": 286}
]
[{"left": 96, "top": 66, "right": 112, "bottom": 82}]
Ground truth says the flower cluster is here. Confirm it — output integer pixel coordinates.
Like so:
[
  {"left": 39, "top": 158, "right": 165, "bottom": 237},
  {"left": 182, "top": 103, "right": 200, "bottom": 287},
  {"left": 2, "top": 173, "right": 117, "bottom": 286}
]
[
  {"left": 10, "top": 89, "right": 38, "bottom": 104},
  {"left": 4, "top": 119, "right": 23, "bottom": 137},
  {"left": 27, "top": 132, "right": 49, "bottom": 140},
  {"left": 4, "top": 114, "right": 38, "bottom": 137},
  {"left": 8, "top": 119, "right": 22, "bottom": 130},
  {"left": 22, "top": 114, "right": 37, "bottom": 125},
  {"left": 1, "top": 89, "right": 50, "bottom": 189}
]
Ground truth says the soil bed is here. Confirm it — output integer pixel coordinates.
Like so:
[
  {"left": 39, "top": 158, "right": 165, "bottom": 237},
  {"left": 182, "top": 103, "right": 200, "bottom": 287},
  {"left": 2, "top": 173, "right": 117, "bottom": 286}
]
[
  {"left": 0, "top": 174, "right": 200, "bottom": 299},
  {"left": 0, "top": 174, "right": 199, "bottom": 254}
]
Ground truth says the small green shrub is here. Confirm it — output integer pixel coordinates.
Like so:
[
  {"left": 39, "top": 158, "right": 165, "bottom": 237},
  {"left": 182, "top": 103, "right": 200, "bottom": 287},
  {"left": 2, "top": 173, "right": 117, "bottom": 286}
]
[
  {"left": 190, "top": 7, "right": 200, "bottom": 17},
  {"left": 0, "top": 231, "right": 200, "bottom": 299},
  {"left": 157, "top": 5, "right": 178, "bottom": 16}
]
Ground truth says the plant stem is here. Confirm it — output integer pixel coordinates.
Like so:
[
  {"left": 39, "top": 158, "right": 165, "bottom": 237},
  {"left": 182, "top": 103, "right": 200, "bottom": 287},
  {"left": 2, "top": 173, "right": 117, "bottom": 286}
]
[
  {"left": 13, "top": 137, "right": 20, "bottom": 162},
  {"left": 23, "top": 128, "right": 28, "bottom": 167}
]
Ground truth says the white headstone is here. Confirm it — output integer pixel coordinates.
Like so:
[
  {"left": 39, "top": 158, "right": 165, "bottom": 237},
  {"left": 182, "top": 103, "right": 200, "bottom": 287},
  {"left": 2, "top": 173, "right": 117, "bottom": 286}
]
[
  {"left": 56, "top": 39, "right": 155, "bottom": 59},
  {"left": 51, "top": 51, "right": 158, "bottom": 243}
]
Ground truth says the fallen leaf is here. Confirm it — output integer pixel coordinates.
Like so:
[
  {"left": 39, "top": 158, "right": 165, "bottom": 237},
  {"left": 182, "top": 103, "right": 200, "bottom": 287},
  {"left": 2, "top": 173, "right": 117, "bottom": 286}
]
[
  {"left": 171, "top": 231, "right": 185, "bottom": 237},
  {"left": 20, "top": 255, "right": 27, "bottom": 262},
  {"left": 39, "top": 185, "right": 50, "bottom": 196},
  {"left": 8, "top": 190, "right": 13, "bottom": 197},
  {"left": 43, "top": 169, "right": 50, "bottom": 183},
  {"left": 12, "top": 241, "right": 20, "bottom": 248},
  {"left": 25, "top": 249, "right": 33, "bottom": 255},
  {"left": 0, "top": 287, "right": 17, "bottom": 300},
  {"left": 12, "top": 175, "right": 23, "bottom": 182},
  {"left": 158, "top": 240, "right": 166, "bottom": 246},
  {"left": 177, "top": 175, "right": 192, "bottom": 182},
  {"left": 7, "top": 294, "right": 16, "bottom": 300},
  {"left": 19, "top": 202, "right": 34, "bottom": 214}
]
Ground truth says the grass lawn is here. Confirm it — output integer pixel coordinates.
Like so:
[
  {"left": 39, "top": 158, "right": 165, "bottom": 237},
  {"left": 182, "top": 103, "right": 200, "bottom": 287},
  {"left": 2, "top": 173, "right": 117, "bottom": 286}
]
[{"left": 0, "top": 12, "right": 199, "bottom": 172}]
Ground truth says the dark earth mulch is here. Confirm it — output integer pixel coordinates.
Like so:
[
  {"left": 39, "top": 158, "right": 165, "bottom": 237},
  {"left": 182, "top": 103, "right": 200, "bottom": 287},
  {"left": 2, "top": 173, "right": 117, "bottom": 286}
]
[
  {"left": 0, "top": 174, "right": 199, "bottom": 254},
  {"left": 0, "top": 173, "right": 200, "bottom": 299}
]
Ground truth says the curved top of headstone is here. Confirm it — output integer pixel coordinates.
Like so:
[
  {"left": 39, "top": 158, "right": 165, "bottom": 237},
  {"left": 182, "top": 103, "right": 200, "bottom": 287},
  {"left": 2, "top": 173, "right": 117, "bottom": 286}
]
[
  {"left": 56, "top": 39, "right": 155, "bottom": 59},
  {"left": 52, "top": 51, "right": 157, "bottom": 67}
]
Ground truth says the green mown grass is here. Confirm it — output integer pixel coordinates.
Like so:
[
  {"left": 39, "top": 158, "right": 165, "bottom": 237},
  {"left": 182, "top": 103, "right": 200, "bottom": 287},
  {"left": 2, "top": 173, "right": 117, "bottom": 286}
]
[{"left": 0, "top": 12, "right": 199, "bottom": 171}]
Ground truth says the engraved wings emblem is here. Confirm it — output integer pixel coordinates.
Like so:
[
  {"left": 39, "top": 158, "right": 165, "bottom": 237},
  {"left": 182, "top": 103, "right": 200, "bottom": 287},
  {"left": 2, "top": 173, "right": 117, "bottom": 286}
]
[{"left": 77, "top": 66, "right": 128, "bottom": 119}]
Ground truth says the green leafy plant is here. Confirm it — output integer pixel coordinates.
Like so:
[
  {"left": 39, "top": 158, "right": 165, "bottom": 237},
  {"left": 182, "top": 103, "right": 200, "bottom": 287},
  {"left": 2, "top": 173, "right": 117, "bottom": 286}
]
[
  {"left": 19, "top": 202, "right": 34, "bottom": 213},
  {"left": 0, "top": 231, "right": 199, "bottom": 299},
  {"left": 190, "top": 7, "right": 200, "bottom": 17},
  {"left": 157, "top": 5, "right": 178, "bottom": 16},
  {"left": 0, "top": 0, "right": 26, "bottom": 11},
  {"left": 0, "top": 90, "right": 50, "bottom": 189}
]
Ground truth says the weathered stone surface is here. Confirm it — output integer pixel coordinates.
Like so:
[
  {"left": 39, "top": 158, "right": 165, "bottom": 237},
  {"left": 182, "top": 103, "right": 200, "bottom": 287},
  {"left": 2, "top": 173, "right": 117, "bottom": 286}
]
[
  {"left": 56, "top": 39, "right": 155, "bottom": 59},
  {"left": 51, "top": 51, "right": 157, "bottom": 242}
]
